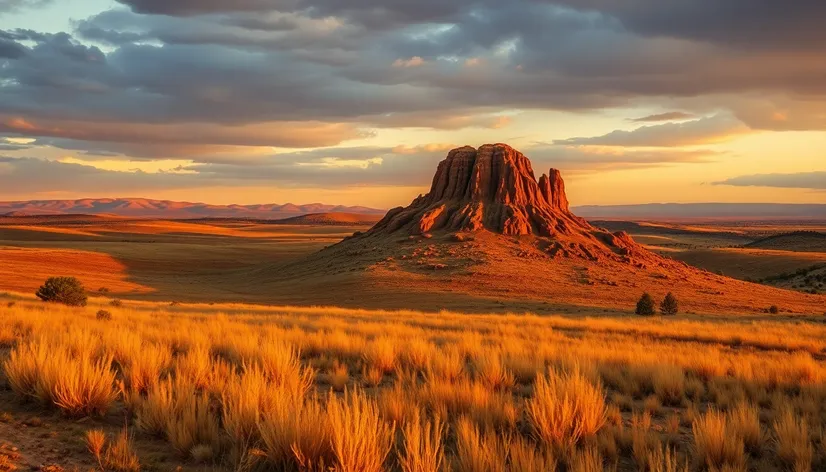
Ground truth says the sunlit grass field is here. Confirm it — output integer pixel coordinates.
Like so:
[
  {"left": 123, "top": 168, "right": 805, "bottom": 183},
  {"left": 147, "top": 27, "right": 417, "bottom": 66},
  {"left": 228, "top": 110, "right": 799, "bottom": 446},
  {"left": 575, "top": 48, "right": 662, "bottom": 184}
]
[{"left": 2, "top": 295, "right": 825, "bottom": 471}]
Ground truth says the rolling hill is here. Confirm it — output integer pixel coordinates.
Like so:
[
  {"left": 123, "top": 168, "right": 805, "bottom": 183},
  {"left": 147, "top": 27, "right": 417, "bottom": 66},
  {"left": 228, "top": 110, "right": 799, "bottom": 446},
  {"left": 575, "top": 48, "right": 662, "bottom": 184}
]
[{"left": 745, "top": 231, "right": 826, "bottom": 253}]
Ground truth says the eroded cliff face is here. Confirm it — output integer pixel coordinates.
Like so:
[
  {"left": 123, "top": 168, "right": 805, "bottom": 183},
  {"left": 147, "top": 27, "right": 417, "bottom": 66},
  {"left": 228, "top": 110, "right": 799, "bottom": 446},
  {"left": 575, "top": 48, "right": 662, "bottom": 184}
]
[{"left": 370, "top": 144, "right": 584, "bottom": 236}]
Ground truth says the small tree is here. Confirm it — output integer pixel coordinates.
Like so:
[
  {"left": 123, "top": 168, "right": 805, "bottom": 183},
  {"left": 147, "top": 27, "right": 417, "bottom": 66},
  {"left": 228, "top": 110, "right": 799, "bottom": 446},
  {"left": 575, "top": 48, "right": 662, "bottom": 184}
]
[
  {"left": 35, "top": 276, "right": 87, "bottom": 307},
  {"left": 635, "top": 293, "right": 657, "bottom": 316},
  {"left": 660, "top": 292, "right": 679, "bottom": 315}
]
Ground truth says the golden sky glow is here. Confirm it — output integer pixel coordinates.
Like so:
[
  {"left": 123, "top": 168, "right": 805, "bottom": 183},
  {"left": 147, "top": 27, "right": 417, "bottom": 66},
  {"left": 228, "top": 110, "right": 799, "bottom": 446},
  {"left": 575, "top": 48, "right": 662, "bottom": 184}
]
[{"left": 1, "top": 1, "right": 824, "bottom": 208}]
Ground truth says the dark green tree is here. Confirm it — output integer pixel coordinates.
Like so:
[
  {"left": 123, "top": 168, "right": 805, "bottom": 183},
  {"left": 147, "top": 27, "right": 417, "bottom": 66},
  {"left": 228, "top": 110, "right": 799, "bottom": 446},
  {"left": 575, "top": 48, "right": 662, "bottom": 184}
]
[
  {"left": 35, "top": 277, "right": 88, "bottom": 307},
  {"left": 660, "top": 292, "right": 679, "bottom": 315},
  {"left": 635, "top": 292, "right": 657, "bottom": 316}
]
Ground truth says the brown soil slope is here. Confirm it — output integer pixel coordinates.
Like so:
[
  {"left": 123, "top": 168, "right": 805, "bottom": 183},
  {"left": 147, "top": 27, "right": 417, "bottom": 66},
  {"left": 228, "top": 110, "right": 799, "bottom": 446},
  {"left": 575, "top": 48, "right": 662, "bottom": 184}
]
[{"left": 279, "top": 144, "right": 825, "bottom": 314}]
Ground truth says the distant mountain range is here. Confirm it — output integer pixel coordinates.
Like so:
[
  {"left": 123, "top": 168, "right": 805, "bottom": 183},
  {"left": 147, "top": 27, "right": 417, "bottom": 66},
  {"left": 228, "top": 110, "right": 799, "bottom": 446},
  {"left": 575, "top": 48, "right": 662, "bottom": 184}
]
[
  {"left": 3, "top": 199, "right": 825, "bottom": 221},
  {"left": 573, "top": 203, "right": 826, "bottom": 220},
  {"left": 0, "top": 198, "right": 385, "bottom": 219}
]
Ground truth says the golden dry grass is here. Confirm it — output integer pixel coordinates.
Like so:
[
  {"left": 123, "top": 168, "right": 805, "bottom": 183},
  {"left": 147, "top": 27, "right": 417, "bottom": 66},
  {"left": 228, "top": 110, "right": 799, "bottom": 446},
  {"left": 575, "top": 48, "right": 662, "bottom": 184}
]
[
  {"left": 398, "top": 409, "right": 445, "bottom": 472},
  {"left": 1, "top": 296, "right": 825, "bottom": 471},
  {"left": 773, "top": 409, "right": 813, "bottom": 472}
]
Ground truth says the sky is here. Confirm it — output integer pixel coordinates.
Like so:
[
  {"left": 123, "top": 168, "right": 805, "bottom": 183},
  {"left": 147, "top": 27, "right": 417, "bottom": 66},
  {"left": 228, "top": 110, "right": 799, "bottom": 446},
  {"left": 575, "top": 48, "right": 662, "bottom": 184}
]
[{"left": 0, "top": 0, "right": 824, "bottom": 208}]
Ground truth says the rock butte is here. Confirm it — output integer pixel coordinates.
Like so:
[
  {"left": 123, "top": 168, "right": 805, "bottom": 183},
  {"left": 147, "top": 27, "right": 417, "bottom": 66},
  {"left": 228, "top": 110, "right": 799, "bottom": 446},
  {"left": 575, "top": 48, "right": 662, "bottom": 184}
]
[
  {"left": 279, "top": 143, "right": 825, "bottom": 314},
  {"left": 362, "top": 143, "right": 649, "bottom": 263}
]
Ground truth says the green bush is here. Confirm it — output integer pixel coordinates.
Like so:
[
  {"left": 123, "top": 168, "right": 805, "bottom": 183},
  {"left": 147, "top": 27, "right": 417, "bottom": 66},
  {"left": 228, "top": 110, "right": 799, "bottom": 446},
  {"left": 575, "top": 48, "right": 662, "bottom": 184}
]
[
  {"left": 769, "top": 305, "right": 780, "bottom": 314},
  {"left": 96, "top": 310, "right": 112, "bottom": 321},
  {"left": 660, "top": 292, "right": 679, "bottom": 315},
  {"left": 635, "top": 293, "right": 657, "bottom": 316},
  {"left": 35, "top": 277, "right": 88, "bottom": 307}
]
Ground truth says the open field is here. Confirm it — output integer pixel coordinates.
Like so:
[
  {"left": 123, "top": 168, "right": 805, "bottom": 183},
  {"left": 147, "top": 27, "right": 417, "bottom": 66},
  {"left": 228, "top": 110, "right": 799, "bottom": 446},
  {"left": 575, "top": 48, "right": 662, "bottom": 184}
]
[
  {"left": 2, "top": 295, "right": 826, "bottom": 471},
  {"left": 0, "top": 217, "right": 367, "bottom": 306},
  {"left": 2, "top": 217, "right": 826, "bottom": 313}
]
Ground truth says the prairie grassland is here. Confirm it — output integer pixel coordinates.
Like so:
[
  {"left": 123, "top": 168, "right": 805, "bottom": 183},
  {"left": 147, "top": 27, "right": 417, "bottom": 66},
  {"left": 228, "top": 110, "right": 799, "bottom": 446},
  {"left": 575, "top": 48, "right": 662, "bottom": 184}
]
[{"left": 1, "top": 296, "right": 826, "bottom": 471}]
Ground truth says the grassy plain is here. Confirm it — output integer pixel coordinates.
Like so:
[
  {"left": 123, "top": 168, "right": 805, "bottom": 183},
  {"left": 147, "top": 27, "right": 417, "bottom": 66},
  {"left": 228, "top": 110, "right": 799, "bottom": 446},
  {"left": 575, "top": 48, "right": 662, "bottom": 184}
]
[
  {"left": 2, "top": 295, "right": 826, "bottom": 471},
  {"left": 601, "top": 220, "right": 826, "bottom": 294},
  {"left": 1, "top": 217, "right": 826, "bottom": 470},
  {"left": 2, "top": 216, "right": 826, "bottom": 314},
  {"left": 0, "top": 218, "right": 361, "bottom": 304}
]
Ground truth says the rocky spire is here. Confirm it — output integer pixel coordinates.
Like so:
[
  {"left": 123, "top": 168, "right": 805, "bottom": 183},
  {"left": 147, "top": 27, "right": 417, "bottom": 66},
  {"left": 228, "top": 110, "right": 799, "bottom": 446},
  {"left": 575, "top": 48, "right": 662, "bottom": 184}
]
[{"left": 370, "top": 144, "right": 586, "bottom": 236}]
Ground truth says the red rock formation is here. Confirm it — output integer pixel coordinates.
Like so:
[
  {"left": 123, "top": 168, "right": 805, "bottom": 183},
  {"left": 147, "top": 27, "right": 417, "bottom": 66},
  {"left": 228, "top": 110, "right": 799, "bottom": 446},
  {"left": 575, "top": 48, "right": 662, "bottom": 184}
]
[{"left": 371, "top": 144, "right": 584, "bottom": 236}]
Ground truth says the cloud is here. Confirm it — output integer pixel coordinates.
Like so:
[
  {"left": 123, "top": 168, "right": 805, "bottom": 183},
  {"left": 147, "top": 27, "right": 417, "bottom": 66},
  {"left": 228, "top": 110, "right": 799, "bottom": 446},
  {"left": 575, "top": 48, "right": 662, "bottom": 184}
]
[
  {"left": 0, "top": 144, "right": 451, "bottom": 193},
  {"left": 3, "top": 0, "right": 826, "bottom": 202},
  {"left": 115, "top": 0, "right": 275, "bottom": 16},
  {"left": 554, "top": 116, "right": 749, "bottom": 147},
  {"left": 554, "top": 0, "right": 826, "bottom": 50},
  {"left": 528, "top": 146, "right": 719, "bottom": 172},
  {"left": 0, "top": 115, "right": 364, "bottom": 151},
  {"left": 393, "top": 56, "right": 425, "bottom": 68},
  {"left": 630, "top": 112, "right": 695, "bottom": 123},
  {"left": 112, "top": 0, "right": 826, "bottom": 53},
  {"left": 714, "top": 171, "right": 826, "bottom": 190}
]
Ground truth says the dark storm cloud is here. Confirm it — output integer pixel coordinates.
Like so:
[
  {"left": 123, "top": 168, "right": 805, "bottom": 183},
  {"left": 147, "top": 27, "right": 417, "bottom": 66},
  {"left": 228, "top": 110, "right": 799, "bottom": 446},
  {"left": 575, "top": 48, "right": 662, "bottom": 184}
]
[
  {"left": 114, "top": 0, "right": 277, "bottom": 16},
  {"left": 114, "top": 0, "right": 826, "bottom": 50},
  {"left": 2, "top": 0, "right": 826, "bottom": 163},
  {"left": 715, "top": 172, "right": 826, "bottom": 190},
  {"left": 554, "top": 0, "right": 826, "bottom": 50},
  {"left": 0, "top": 35, "right": 26, "bottom": 58}
]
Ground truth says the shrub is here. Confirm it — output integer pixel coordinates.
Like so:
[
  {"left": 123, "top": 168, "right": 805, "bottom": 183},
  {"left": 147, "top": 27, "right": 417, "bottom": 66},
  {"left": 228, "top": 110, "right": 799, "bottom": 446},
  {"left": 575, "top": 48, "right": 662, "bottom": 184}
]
[
  {"left": 35, "top": 276, "right": 87, "bottom": 307},
  {"left": 455, "top": 417, "right": 508, "bottom": 472},
  {"left": 691, "top": 409, "right": 746, "bottom": 471},
  {"left": 85, "top": 429, "right": 106, "bottom": 469},
  {"left": 110, "top": 299, "right": 123, "bottom": 307},
  {"left": 51, "top": 351, "right": 119, "bottom": 417},
  {"left": 363, "top": 337, "right": 397, "bottom": 374},
  {"left": 259, "top": 390, "right": 332, "bottom": 470},
  {"left": 727, "top": 402, "right": 762, "bottom": 454},
  {"left": 166, "top": 393, "right": 222, "bottom": 458},
  {"left": 526, "top": 367, "right": 606, "bottom": 455},
  {"left": 105, "top": 428, "right": 141, "bottom": 472},
  {"left": 773, "top": 409, "right": 812, "bottom": 472},
  {"left": 328, "top": 361, "right": 349, "bottom": 392},
  {"left": 98, "top": 287, "right": 110, "bottom": 294},
  {"left": 769, "top": 305, "right": 780, "bottom": 314},
  {"left": 327, "top": 388, "right": 395, "bottom": 472},
  {"left": 4, "top": 341, "right": 117, "bottom": 416},
  {"left": 85, "top": 428, "right": 140, "bottom": 472},
  {"left": 397, "top": 409, "right": 445, "bottom": 472},
  {"left": 635, "top": 293, "right": 657, "bottom": 316},
  {"left": 221, "top": 366, "right": 268, "bottom": 449},
  {"left": 652, "top": 366, "right": 685, "bottom": 406},
  {"left": 96, "top": 310, "right": 112, "bottom": 321},
  {"left": 660, "top": 292, "right": 679, "bottom": 315}
]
